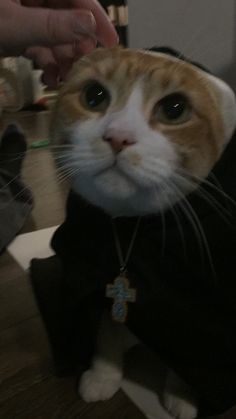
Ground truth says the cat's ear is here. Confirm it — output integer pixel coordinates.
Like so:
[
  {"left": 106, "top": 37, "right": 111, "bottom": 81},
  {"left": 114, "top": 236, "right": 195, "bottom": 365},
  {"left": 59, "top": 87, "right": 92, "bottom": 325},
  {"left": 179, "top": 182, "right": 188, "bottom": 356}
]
[{"left": 204, "top": 74, "right": 236, "bottom": 143}]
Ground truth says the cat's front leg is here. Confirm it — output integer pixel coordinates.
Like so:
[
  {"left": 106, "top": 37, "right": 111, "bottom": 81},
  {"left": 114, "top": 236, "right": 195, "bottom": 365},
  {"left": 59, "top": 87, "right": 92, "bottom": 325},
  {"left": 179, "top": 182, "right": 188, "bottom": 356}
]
[
  {"left": 79, "top": 311, "right": 138, "bottom": 402},
  {"left": 163, "top": 370, "right": 198, "bottom": 419}
]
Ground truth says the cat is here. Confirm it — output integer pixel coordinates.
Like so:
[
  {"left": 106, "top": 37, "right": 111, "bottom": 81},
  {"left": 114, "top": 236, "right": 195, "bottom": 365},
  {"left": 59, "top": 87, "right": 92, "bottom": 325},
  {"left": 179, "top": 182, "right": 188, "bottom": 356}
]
[{"left": 50, "top": 46, "right": 236, "bottom": 419}]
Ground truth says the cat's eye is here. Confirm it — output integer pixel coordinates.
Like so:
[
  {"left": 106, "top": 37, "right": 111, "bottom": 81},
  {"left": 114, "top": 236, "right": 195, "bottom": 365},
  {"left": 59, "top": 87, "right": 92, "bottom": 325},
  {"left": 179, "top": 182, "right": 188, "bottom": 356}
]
[
  {"left": 154, "top": 93, "right": 192, "bottom": 125},
  {"left": 81, "top": 81, "right": 110, "bottom": 112}
]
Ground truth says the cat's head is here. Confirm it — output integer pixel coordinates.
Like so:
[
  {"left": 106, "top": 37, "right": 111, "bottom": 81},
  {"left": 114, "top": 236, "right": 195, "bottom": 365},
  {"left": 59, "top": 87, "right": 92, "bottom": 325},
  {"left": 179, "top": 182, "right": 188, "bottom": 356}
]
[{"left": 51, "top": 47, "right": 236, "bottom": 216}]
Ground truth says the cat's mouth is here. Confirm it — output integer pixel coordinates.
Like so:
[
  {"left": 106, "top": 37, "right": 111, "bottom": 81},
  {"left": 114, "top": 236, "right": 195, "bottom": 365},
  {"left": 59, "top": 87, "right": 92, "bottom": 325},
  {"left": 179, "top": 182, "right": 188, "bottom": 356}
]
[
  {"left": 93, "top": 153, "right": 147, "bottom": 188},
  {"left": 96, "top": 159, "right": 126, "bottom": 178}
]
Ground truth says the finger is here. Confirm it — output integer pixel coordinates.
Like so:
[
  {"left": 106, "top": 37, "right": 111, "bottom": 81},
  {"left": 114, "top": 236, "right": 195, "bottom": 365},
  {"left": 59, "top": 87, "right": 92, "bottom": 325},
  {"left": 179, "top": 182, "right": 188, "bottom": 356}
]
[
  {"left": 72, "top": 0, "right": 119, "bottom": 47},
  {"left": 21, "top": 1, "right": 45, "bottom": 5},
  {"left": 52, "top": 38, "right": 96, "bottom": 80},
  {"left": 52, "top": 45, "right": 75, "bottom": 80},
  {"left": 52, "top": 37, "right": 96, "bottom": 64},
  {"left": 17, "top": 6, "right": 97, "bottom": 48},
  {"left": 76, "top": 37, "right": 97, "bottom": 54},
  {"left": 25, "top": 46, "right": 60, "bottom": 87},
  {"left": 26, "top": 46, "right": 56, "bottom": 68},
  {"left": 47, "top": 0, "right": 119, "bottom": 47}
]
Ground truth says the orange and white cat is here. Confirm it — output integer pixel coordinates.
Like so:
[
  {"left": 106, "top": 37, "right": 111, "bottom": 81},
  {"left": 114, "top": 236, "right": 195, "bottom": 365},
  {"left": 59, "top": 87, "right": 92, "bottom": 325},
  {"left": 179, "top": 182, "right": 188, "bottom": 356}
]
[{"left": 51, "top": 47, "right": 236, "bottom": 419}]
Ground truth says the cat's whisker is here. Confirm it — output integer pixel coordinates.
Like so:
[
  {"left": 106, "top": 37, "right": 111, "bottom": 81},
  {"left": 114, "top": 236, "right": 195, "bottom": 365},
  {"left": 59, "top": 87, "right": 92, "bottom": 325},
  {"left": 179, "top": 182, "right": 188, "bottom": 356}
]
[
  {"left": 0, "top": 149, "right": 48, "bottom": 165},
  {"left": 179, "top": 169, "right": 236, "bottom": 215},
  {"left": 54, "top": 173, "right": 74, "bottom": 186},
  {"left": 207, "top": 172, "right": 235, "bottom": 213},
  {"left": 55, "top": 162, "right": 79, "bottom": 174},
  {"left": 208, "top": 172, "right": 224, "bottom": 190},
  {"left": 160, "top": 208, "right": 166, "bottom": 256},
  {"left": 58, "top": 158, "right": 112, "bottom": 173},
  {"left": 0, "top": 146, "right": 71, "bottom": 159},
  {"left": 50, "top": 148, "right": 78, "bottom": 154},
  {"left": 49, "top": 144, "right": 76, "bottom": 148},
  {"left": 158, "top": 181, "right": 188, "bottom": 260},
  {"left": 173, "top": 171, "right": 235, "bottom": 226},
  {"left": 0, "top": 172, "right": 22, "bottom": 191},
  {"left": 56, "top": 171, "right": 76, "bottom": 186},
  {"left": 53, "top": 152, "right": 112, "bottom": 164},
  {"left": 152, "top": 183, "right": 167, "bottom": 255},
  {"left": 129, "top": 161, "right": 189, "bottom": 258},
  {"left": 184, "top": 200, "right": 216, "bottom": 278},
  {"left": 0, "top": 152, "right": 29, "bottom": 161},
  {"left": 160, "top": 176, "right": 192, "bottom": 260},
  {"left": 53, "top": 155, "right": 73, "bottom": 163},
  {"left": 202, "top": 178, "right": 236, "bottom": 210},
  {"left": 195, "top": 186, "right": 234, "bottom": 226},
  {"left": 170, "top": 179, "right": 216, "bottom": 277},
  {"left": 55, "top": 164, "right": 78, "bottom": 178},
  {"left": 55, "top": 168, "right": 73, "bottom": 181},
  {"left": 0, "top": 161, "right": 71, "bottom": 211},
  {"left": 173, "top": 189, "right": 206, "bottom": 256},
  {"left": 0, "top": 182, "right": 32, "bottom": 210}
]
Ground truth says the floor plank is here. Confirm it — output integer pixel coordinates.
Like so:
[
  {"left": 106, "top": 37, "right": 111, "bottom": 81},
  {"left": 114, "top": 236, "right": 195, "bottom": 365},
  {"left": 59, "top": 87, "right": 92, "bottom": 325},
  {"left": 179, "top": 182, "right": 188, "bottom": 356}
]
[
  {"left": 0, "top": 254, "right": 38, "bottom": 329},
  {"left": 0, "top": 381, "right": 145, "bottom": 419}
]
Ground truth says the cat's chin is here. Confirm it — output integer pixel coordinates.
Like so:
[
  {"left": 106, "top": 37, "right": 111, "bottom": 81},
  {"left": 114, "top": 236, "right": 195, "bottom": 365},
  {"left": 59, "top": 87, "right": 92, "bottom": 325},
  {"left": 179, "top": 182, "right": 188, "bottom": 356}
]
[
  {"left": 72, "top": 170, "right": 137, "bottom": 216},
  {"left": 95, "top": 168, "right": 137, "bottom": 198},
  {"left": 72, "top": 173, "right": 172, "bottom": 217}
]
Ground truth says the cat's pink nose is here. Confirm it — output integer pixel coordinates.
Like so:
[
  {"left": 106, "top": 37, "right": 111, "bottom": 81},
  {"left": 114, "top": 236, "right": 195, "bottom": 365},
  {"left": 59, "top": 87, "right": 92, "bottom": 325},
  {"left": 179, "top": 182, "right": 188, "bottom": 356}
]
[{"left": 104, "top": 130, "right": 136, "bottom": 153}]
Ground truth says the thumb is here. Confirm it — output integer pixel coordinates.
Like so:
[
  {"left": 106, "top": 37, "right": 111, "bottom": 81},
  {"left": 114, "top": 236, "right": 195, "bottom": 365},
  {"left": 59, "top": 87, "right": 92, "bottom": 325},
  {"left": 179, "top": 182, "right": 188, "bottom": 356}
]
[{"left": 17, "top": 5, "right": 97, "bottom": 49}]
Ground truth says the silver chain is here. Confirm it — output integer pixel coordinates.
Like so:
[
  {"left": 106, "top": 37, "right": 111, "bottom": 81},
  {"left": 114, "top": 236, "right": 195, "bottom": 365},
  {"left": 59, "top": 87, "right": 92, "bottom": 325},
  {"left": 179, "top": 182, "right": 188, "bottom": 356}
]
[{"left": 111, "top": 217, "right": 141, "bottom": 274}]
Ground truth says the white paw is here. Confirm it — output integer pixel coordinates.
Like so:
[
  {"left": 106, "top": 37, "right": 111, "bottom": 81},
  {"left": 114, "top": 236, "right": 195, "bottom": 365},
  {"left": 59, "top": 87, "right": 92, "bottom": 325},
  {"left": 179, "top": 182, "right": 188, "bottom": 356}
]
[
  {"left": 163, "top": 393, "right": 198, "bottom": 419},
  {"left": 79, "top": 369, "right": 121, "bottom": 402}
]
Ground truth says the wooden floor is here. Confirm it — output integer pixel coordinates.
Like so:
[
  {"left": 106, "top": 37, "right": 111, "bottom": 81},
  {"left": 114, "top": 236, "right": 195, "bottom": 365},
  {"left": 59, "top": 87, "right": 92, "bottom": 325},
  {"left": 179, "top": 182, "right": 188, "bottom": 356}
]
[{"left": 0, "top": 110, "right": 145, "bottom": 419}]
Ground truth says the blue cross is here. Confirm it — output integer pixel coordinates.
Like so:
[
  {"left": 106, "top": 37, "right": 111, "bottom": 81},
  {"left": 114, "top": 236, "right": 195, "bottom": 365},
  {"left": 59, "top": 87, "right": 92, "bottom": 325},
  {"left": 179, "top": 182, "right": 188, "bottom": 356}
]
[{"left": 106, "top": 275, "right": 137, "bottom": 323}]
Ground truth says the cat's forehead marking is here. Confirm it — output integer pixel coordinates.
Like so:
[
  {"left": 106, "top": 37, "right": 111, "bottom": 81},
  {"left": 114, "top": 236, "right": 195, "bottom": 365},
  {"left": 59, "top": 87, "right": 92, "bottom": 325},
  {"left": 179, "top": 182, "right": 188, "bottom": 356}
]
[{"left": 106, "top": 83, "right": 145, "bottom": 133}]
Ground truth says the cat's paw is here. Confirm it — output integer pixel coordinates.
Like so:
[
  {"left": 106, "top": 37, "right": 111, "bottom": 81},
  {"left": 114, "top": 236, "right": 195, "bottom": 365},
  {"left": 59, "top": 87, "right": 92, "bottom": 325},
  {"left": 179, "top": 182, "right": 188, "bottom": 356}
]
[
  {"left": 163, "top": 393, "right": 198, "bottom": 419},
  {"left": 79, "top": 369, "right": 121, "bottom": 402}
]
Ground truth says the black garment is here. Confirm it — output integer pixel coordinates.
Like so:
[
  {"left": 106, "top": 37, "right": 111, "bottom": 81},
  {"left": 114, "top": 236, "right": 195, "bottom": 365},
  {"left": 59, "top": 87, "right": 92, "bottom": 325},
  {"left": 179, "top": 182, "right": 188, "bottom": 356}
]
[
  {"left": 30, "top": 41, "right": 236, "bottom": 418},
  {"left": 31, "top": 128, "right": 236, "bottom": 417}
]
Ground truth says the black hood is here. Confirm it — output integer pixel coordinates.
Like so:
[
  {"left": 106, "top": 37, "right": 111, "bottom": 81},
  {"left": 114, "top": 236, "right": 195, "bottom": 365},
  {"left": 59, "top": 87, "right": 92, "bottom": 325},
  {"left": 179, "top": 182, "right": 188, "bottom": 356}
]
[{"left": 31, "top": 49, "right": 236, "bottom": 417}]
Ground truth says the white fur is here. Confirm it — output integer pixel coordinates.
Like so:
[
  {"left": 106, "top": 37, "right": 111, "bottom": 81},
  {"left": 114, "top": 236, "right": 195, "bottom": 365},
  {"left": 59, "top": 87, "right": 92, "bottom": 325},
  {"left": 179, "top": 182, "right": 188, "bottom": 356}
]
[
  {"left": 79, "top": 313, "right": 198, "bottom": 419},
  {"left": 62, "top": 85, "right": 181, "bottom": 216},
  {"left": 79, "top": 312, "right": 138, "bottom": 402},
  {"left": 164, "top": 393, "right": 198, "bottom": 419},
  {"left": 203, "top": 73, "right": 236, "bottom": 142},
  {"left": 163, "top": 370, "right": 198, "bottom": 419},
  {"left": 79, "top": 365, "right": 122, "bottom": 402}
]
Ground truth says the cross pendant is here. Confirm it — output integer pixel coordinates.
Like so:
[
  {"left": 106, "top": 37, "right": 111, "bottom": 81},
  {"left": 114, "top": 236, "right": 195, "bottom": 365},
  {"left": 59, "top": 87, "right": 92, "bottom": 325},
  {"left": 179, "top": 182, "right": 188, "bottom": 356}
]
[{"left": 106, "top": 274, "right": 137, "bottom": 323}]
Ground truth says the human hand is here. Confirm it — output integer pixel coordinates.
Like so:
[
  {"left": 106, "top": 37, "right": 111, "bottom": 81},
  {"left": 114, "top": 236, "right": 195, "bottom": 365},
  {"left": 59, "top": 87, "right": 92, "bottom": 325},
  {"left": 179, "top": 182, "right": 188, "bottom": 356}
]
[{"left": 0, "top": 0, "right": 118, "bottom": 86}]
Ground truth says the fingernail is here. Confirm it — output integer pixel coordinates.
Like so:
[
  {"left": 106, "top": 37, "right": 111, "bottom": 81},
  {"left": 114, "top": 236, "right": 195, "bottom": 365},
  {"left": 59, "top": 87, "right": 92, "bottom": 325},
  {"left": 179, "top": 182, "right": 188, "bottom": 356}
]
[{"left": 76, "top": 12, "right": 97, "bottom": 37}]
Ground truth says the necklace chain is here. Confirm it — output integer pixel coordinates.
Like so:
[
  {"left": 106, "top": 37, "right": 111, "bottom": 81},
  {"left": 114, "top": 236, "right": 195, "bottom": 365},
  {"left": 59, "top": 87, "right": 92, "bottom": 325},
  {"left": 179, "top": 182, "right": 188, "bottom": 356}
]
[{"left": 111, "top": 217, "right": 141, "bottom": 274}]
